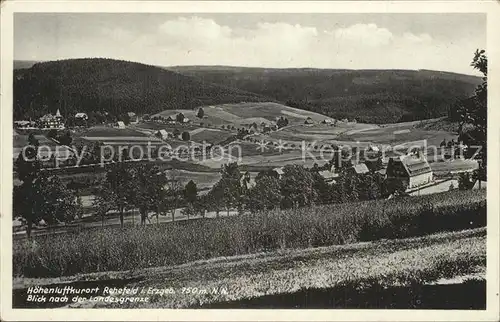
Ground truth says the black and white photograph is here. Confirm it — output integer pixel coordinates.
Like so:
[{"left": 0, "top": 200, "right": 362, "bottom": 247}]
[{"left": 1, "top": 1, "right": 499, "bottom": 320}]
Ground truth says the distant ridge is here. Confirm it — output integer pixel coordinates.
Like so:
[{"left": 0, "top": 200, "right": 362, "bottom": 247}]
[
  {"left": 13, "top": 58, "right": 271, "bottom": 120},
  {"left": 14, "top": 60, "right": 42, "bottom": 69}
]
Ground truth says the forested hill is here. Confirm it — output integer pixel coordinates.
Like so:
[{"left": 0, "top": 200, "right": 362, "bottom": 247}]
[
  {"left": 167, "top": 66, "right": 482, "bottom": 123},
  {"left": 13, "top": 58, "right": 270, "bottom": 120}
]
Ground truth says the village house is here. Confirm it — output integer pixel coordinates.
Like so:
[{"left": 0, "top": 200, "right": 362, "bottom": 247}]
[
  {"left": 182, "top": 117, "right": 191, "bottom": 124},
  {"left": 115, "top": 121, "right": 126, "bottom": 129},
  {"left": 38, "top": 109, "right": 64, "bottom": 129},
  {"left": 386, "top": 155, "right": 433, "bottom": 189}
]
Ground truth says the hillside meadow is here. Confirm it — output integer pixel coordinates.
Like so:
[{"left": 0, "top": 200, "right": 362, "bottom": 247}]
[{"left": 13, "top": 189, "right": 485, "bottom": 278}]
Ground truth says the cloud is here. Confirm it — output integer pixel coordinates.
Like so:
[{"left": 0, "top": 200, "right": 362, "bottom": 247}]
[
  {"left": 402, "top": 32, "right": 433, "bottom": 44},
  {"left": 14, "top": 15, "right": 485, "bottom": 75},
  {"left": 332, "top": 23, "right": 393, "bottom": 46},
  {"left": 158, "top": 16, "right": 232, "bottom": 48}
]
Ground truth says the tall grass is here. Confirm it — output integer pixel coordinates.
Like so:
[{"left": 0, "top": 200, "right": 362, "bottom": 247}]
[{"left": 13, "top": 189, "right": 486, "bottom": 278}]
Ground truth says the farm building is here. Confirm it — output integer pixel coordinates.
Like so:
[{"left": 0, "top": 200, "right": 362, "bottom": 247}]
[
  {"left": 304, "top": 117, "right": 314, "bottom": 125},
  {"left": 156, "top": 129, "right": 170, "bottom": 140},
  {"left": 386, "top": 155, "right": 433, "bottom": 189},
  {"left": 182, "top": 117, "right": 191, "bottom": 124},
  {"left": 116, "top": 121, "right": 126, "bottom": 129}
]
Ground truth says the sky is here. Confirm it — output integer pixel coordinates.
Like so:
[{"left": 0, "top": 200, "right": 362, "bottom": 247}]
[{"left": 14, "top": 13, "right": 486, "bottom": 75}]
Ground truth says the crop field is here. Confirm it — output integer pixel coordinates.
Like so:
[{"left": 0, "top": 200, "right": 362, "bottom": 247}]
[
  {"left": 12, "top": 189, "right": 485, "bottom": 278},
  {"left": 13, "top": 228, "right": 485, "bottom": 309}
]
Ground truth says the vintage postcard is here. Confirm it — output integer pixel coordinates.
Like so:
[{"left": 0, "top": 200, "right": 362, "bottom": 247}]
[{"left": 1, "top": 1, "right": 499, "bottom": 321}]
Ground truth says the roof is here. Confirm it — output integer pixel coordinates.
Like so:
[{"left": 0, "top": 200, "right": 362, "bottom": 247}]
[
  {"left": 273, "top": 167, "right": 284, "bottom": 175},
  {"left": 353, "top": 163, "right": 370, "bottom": 174},
  {"left": 55, "top": 109, "right": 62, "bottom": 117},
  {"left": 183, "top": 117, "right": 190, "bottom": 122},
  {"left": 391, "top": 155, "right": 432, "bottom": 177},
  {"left": 157, "top": 129, "right": 169, "bottom": 136},
  {"left": 75, "top": 112, "right": 88, "bottom": 118},
  {"left": 127, "top": 112, "right": 136, "bottom": 117},
  {"left": 116, "top": 121, "right": 125, "bottom": 127}
]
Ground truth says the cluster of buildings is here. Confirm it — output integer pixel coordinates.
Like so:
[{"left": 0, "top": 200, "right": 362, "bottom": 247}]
[
  {"left": 37, "top": 109, "right": 65, "bottom": 129},
  {"left": 150, "top": 114, "right": 191, "bottom": 125},
  {"left": 303, "top": 117, "right": 355, "bottom": 126},
  {"left": 271, "top": 152, "right": 433, "bottom": 193}
]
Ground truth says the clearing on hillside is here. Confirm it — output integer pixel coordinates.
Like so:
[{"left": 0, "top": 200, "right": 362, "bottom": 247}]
[{"left": 153, "top": 102, "right": 331, "bottom": 128}]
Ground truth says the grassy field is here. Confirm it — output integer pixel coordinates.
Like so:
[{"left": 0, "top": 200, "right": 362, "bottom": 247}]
[
  {"left": 13, "top": 189, "right": 485, "bottom": 278},
  {"left": 13, "top": 228, "right": 485, "bottom": 309},
  {"left": 337, "top": 121, "right": 457, "bottom": 147}
]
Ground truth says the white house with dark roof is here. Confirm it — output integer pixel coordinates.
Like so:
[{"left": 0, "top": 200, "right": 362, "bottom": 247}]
[
  {"left": 386, "top": 155, "right": 433, "bottom": 189},
  {"left": 156, "top": 129, "right": 170, "bottom": 140}
]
